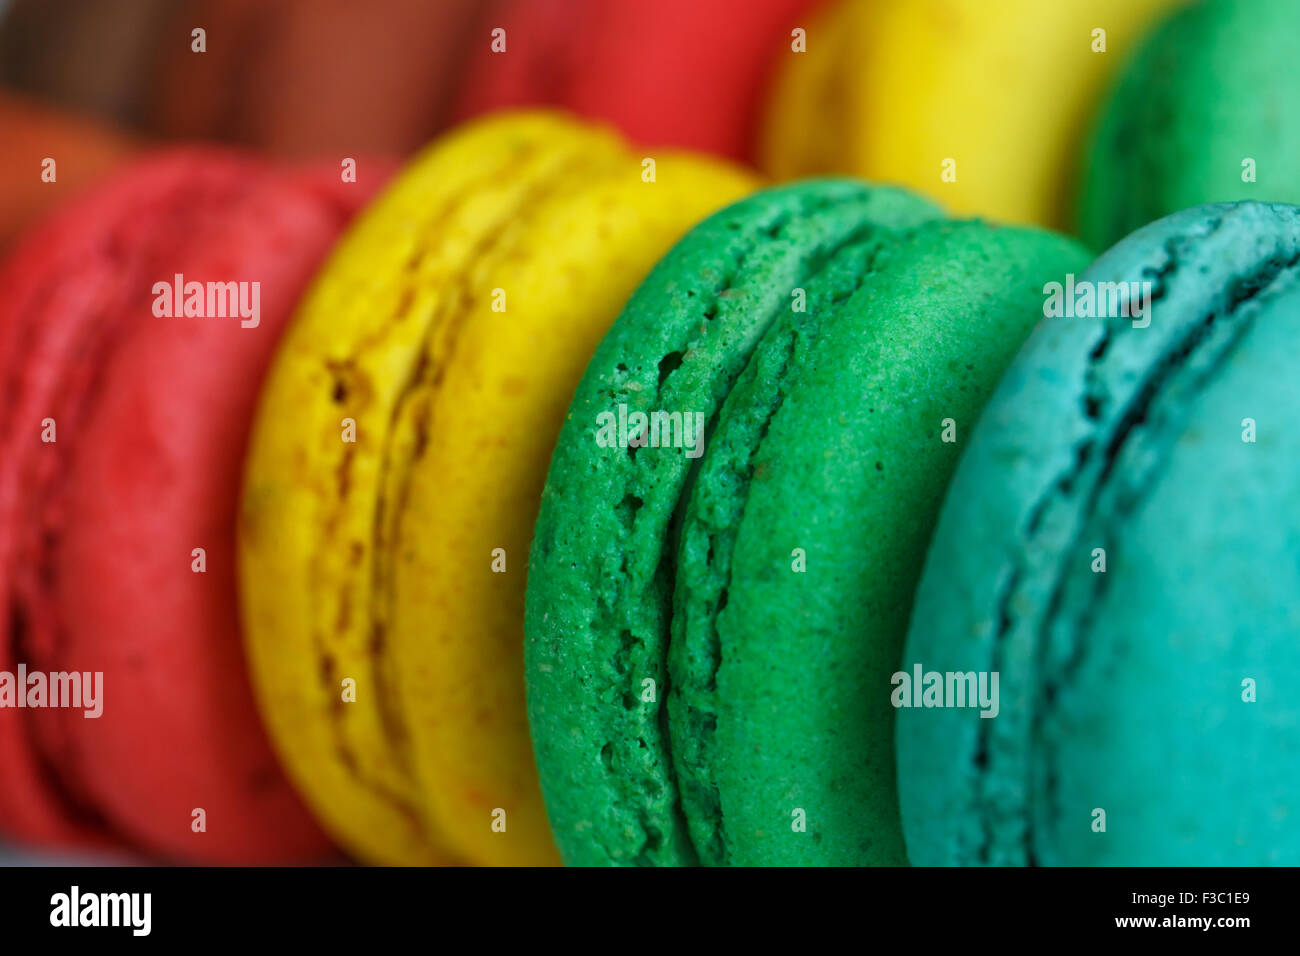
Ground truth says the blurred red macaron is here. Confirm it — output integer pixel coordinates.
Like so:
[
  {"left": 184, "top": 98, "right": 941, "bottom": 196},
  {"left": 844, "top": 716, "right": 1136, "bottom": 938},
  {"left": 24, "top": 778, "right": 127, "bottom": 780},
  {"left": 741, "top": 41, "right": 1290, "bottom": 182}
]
[
  {"left": 0, "top": 149, "right": 392, "bottom": 863},
  {"left": 455, "top": 0, "right": 824, "bottom": 160}
]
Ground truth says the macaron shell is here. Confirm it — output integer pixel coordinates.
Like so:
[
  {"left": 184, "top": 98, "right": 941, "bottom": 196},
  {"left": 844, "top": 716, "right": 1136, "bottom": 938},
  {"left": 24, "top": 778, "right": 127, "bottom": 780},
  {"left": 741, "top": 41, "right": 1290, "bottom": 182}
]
[
  {"left": 1079, "top": 0, "right": 1300, "bottom": 248},
  {"left": 0, "top": 151, "right": 374, "bottom": 862},
  {"left": 759, "top": 0, "right": 1182, "bottom": 229},
  {"left": 525, "top": 181, "right": 942, "bottom": 866},
  {"left": 389, "top": 151, "right": 756, "bottom": 866},
  {"left": 897, "top": 201, "right": 1300, "bottom": 865},
  {"left": 670, "top": 220, "right": 1091, "bottom": 865},
  {"left": 457, "top": 0, "right": 822, "bottom": 160}
]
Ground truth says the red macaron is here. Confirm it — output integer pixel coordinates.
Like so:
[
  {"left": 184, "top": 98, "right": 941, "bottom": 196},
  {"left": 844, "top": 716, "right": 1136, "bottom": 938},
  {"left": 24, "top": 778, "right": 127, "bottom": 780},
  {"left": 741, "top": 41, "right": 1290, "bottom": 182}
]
[
  {"left": 0, "top": 150, "right": 390, "bottom": 863},
  {"left": 456, "top": 0, "right": 824, "bottom": 160}
]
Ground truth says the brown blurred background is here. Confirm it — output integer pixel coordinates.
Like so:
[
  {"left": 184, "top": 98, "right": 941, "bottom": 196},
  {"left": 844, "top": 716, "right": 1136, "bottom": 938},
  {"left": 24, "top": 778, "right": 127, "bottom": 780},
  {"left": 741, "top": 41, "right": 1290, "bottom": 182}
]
[{"left": 0, "top": 0, "right": 488, "bottom": 156}]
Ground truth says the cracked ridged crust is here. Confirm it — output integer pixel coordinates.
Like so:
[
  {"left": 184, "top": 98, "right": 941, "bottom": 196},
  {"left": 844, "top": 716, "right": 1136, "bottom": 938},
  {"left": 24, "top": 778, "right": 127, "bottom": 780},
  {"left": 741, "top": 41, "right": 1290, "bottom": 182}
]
[
  {"left": 898, "top": 201, "right": 1300, "bottom": 866},
  {"left": 526, "top": 181, "right": 944, "bottom": 866}
]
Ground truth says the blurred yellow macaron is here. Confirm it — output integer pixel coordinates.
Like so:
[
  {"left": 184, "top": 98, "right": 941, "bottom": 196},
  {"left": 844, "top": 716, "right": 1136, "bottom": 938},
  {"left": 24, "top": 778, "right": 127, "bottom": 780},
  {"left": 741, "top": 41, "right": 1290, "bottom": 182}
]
[{"left": 760, "top": 0, "right": 1184, "bottom": 231}]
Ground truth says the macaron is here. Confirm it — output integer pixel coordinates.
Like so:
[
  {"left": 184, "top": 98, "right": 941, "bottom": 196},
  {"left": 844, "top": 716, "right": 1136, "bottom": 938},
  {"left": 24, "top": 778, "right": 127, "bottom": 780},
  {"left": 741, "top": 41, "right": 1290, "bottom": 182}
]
[
  {"left": 237, "top": 111, "right": 755, "bottom": 866},
  {"left": 0, "top": 150, "right": 385, "bottom": 862},
  {"left": 898, "top": 200, "right": 1300, "bottom": 865},
  {"left": 148, "top": 0, "right": 487, "bottom": 158},
  {"left": 1079, "top": 0, "right": 1300, "bottom": 250},
  {"left": 456, "top": 0, "right": 822, "bottom": 160},
  {"left": 525, "top": 180, "right": 1091, "bottom": 865},
  {"left": 0, "top": 92, "right": 135, "bottom": 251},
  {"left": 759, "top": 0, "right": 1182, "bottom": 230}
]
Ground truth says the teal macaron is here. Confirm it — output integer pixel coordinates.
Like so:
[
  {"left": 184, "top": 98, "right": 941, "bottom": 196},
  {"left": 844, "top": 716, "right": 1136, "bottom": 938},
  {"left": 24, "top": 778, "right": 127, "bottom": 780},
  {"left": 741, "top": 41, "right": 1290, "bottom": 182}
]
[
  {"left": 1079, "top": 0, "right": 1300, "bottom": 249},
  {"left": 525, "top": 179, "right": 1090, "bottom": 866},
  {"left": 898, "top": 200, "right": 1300, "bottom": 866}
]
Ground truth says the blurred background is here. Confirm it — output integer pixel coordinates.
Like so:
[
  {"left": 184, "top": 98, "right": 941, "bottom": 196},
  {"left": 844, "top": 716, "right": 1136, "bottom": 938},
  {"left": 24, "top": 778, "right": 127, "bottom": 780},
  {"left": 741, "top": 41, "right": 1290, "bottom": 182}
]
[{"left": 0, "top": 0, "right": 828, "bottom": 252}]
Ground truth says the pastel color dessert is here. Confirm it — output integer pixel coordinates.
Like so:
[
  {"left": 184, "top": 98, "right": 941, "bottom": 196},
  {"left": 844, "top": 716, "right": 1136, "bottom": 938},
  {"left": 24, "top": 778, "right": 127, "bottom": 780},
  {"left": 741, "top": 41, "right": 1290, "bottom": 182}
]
[
  {"left": 0, "top": 150, "right": 386, "bottom": 863},
  {"left": 525, "top": 181, "right": 1091, "bottom": 865},
  {"left": 456, "top": 0, "right": 823, "bottom": 160},
  {"left": 759, "top": 0, "right": 1183, "bottom": 229},
  {"left": 898, "top": 201, "right": 1300, "bottom": 865},
  {"left": 1079, "top": 0, "right": 1300, "bottom": 249},
  {"left": 237, "top": 111, "right": 755, "bottom": 866}
]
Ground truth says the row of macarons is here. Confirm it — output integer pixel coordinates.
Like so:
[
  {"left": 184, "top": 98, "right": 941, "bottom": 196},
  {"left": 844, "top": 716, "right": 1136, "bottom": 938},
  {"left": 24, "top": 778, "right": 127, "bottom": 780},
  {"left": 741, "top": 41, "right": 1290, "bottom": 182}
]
[
  {"left": 6, "top": 0, "right": 1300, "bottom": 252},
  {"left": 2, "top": 103, "right": 1295, "bottom": 866}
]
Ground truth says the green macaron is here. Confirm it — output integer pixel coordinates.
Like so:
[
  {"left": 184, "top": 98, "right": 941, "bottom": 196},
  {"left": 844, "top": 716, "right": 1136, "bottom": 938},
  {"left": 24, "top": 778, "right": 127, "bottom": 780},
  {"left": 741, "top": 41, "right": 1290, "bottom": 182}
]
[
  {"left": 1079, "top": 0, "right": 1300, "bottom": 249},
  {"left": 525, "top": 180, "right": 1090, "bottom": 866}
]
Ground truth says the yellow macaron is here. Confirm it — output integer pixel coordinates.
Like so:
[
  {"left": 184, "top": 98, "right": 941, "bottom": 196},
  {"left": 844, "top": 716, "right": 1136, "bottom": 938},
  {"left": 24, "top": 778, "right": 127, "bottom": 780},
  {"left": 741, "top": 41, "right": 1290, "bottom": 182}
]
[
  {"left": 760, "top": 0, "right": 1184, "bottom": 231},
  {"left": 238, "top": 111, "right": 757, "bottom": 865}
]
